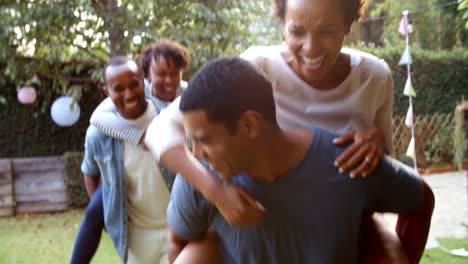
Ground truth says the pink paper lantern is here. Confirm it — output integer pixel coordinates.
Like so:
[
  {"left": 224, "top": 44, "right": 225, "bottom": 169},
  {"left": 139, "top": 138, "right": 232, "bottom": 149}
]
[{"left": 17, "top": 86, "right": 37, "bottom": 104}]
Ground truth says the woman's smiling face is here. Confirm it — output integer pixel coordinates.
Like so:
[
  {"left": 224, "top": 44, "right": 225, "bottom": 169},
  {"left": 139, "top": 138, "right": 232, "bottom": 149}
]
[{"left": 283, "top": 0, "right": 351, "bottom": 88}]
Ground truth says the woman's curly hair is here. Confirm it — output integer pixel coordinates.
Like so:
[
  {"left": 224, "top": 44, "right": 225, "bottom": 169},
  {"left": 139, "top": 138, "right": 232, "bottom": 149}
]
[{"left": 139, "top": 38, "right": 191, "bottom": 79}]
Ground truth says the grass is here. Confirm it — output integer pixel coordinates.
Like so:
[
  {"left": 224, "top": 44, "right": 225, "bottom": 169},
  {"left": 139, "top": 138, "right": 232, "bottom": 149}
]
[
  {"left": 0, "top": 209, "right": 466, "bottom": 263},
  {"left": 421, "top": 238, "right": 468, "bottom": 264},
  {"left": 0, "top": 209, "right": 120, "bottom": 263}
]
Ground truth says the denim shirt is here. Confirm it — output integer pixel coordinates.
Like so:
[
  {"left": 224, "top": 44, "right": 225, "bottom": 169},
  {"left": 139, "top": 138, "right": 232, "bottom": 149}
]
[
  {"left": 81, "top": 125, "right": 176, "bottom": 261},
  {"left": 81, "top": 125, "right": 129, "bottom": 261}
]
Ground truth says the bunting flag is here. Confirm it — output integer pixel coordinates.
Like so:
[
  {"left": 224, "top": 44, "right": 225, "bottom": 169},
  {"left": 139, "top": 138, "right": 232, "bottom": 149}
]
[
  {"left": 399, "top": 46, "right": 413, "bottom": 65},
  {"left": 406, "top": 137, "right": 416, "bottom": 160},
  {"left": 405, "top": 104, "right": 413, "bottom": 128},
  {"left": 398, "top": 14, "right": 408, "bottom": 36},
  {"left": 403, "top": 77, "right": 417, "bottom": 97},
  {"left": 399, "top": 10, "right": 418, "bottom": 168}
]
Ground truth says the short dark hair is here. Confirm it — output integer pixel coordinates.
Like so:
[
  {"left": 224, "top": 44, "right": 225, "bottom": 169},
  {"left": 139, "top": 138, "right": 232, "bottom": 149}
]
[
  {"left": 180, "top": 57, "right": 277, "bottom": 133},
  {"left": 140, "top": 38, "right": 191, "bottom": 79},
  {"left": 102, "top": 56, "right": 140, "bottom": 85},
  {"left": 273, "top": 0, "right": 368, "bottom": 26}
]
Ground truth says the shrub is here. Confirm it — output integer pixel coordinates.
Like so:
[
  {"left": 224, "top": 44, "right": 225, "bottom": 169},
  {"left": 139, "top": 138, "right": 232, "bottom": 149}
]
[{"left": 63, "top": 151, "right": 88, "bottom": 208}]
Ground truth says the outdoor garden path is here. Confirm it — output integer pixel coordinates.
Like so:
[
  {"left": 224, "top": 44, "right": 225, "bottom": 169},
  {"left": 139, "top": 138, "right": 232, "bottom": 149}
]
[{"left": 384, "top": 170, "right": 468, "bottom": 239}]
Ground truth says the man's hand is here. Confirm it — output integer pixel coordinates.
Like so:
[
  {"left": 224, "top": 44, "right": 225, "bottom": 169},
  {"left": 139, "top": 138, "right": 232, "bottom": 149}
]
[
  {"left": 159, "top": 145, "right": 265, "bottom": 228},
  {"left": 211, "top": 183, "right": 265, "bottom": 228},
  {"left": 83, "top": 175, "right": 100, "bottom": 198},
  {"left": 333, "top": 127, "right": 385, "bottom": 178}
]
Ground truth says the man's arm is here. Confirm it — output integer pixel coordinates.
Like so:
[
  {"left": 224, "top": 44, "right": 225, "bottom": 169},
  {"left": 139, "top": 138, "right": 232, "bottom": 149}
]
[
  {"left": 81, "top": 126, "right": 103, "bottom": 198},
  {"left": 161, "top": 146, "right": 264, "bottom": 228},
  {"left": 83, "top": 175, "right": 100, "bottom": 198},
  {"left": 90, "top": 97, "right": 144, "bottom": 145},
  {"left": 362, "top": 157, "right": 435, "bottom": 264},
  {"left": 396, "top": 181, "right": 435, "bottom": 264},
  {"left": 167, "top": 225, "right": 189, "bottom": 263},
  {"left": 168, "top": 225, "right": 223, "bottom": 264}
]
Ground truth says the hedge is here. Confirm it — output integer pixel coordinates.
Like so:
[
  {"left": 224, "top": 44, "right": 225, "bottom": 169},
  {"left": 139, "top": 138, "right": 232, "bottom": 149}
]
[
  {"left": 359, "top": 46, "right": 468, "bottom": 116},
  {"left": 63, "top": 151, "right": 88, "bottom": 208},
  {"left": 0, "top": 47, "right": 467, "bottom": 157}
]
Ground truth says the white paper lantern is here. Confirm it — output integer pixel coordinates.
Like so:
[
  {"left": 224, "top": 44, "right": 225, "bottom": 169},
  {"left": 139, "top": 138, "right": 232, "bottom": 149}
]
[
  {"left": 17, "top": 86, "right": 37, "bottom": 104},
  {"left": 50, "top": 96, "right": 81, "bottom": 127}
]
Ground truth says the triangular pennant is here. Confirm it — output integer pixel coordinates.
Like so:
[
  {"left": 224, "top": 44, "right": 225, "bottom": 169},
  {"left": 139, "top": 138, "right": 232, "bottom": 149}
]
[
  {"left": 406, "top": 137, "right": 416, "bottom": 160},
  {"left": 398, "top": 14, "right": 408, "bottom": 36},
  {"left": 399, "top": 46, "right": 413, "bottom": 65},
  {"left": 403, "top": 77, "right": 416, "bottom": 97},
  {"left": 405, "top": 105, "right": 413, "bottom": 128}
]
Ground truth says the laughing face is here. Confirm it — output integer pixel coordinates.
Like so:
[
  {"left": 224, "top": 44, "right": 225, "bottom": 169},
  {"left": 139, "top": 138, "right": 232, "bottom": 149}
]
[
  {"left": 104, "top": 61, "right": 147, "bottom": 120},
  {"left": 182, "top": 109, "right": 250, "bottom": 181},
  {"left": 283, "top": 0, "right": 351, "bottom": 89},
  {"left": 149, "top": 56, "right": 182, "bottom": 102}
]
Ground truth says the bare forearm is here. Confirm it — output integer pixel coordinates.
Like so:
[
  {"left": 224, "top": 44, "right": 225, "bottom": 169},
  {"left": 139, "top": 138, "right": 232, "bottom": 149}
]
[
  {"left": 168, "top": 227, "right": 188, "bottom": 263},
  {"left": 160, "top": 145, "right": 221, "bottom": 202},
  {"left": 396, "top": 183, "right": 435, "bottom": 264},
  {"left": 83, "top": 175, "right": 100, "bottom": 198},
  {"left": 168, "top": 241, "right": 186, "bottom": 263}
]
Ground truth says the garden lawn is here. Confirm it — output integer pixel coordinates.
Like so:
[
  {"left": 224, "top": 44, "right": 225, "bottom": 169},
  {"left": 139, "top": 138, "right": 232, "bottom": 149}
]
[
  {"left": 0, "top": 209, "right": 467, "bottom": 263},
  {"left": 0, "top": 209, "right": 119, "bottom": 263}
]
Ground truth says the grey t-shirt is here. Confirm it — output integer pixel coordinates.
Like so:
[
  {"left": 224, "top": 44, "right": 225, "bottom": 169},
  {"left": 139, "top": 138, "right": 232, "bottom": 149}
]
[{"left": 167, "top": 128, "right": 423, "bottom": 264}]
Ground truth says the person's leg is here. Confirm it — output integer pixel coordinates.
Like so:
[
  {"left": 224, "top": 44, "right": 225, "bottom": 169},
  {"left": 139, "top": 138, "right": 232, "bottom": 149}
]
[
  {"left": 70, "top": 185, "right": 105, "bottom": 264},
  {"left": 173, "top": 230, "right": 223, "bottom": 264},
  {"left": 360, "top": 213, "right": 409, "bottom": 264}
]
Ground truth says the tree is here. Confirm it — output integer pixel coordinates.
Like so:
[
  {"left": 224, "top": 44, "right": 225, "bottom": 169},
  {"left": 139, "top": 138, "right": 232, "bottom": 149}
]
[
  {"left": 0, "top": 0, "right": 280, "bottom": 110},
  {"left": 367, "top": 0, "right": 466, "bottom": 49}
]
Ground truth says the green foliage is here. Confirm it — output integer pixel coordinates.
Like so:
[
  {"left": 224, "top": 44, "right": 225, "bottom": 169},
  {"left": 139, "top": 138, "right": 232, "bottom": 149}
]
[
  {"left": 453, "top": 100, "right": 468, "bottom": 169},
  {"left": 0, "top": 0, "right": 279, "bottom": 86},
  {"left": 0, "top": 61, "right": 105, "bottom": 158},
  {"left": 0, "top": 0, "right": 281, "bottom": 158},
  {"left": 458, "top": 0, "right": 468, "bottom": 30},
  {"left": 423, "top": 118, "right": 453, "bottom": 166},
  {"left": 355, "top": 45, "right": 468, "bottom": 115},
  {"left": 368, "top": 0, "right": 467, "bottom": 49},
  {"left": 63, "top": 151, "right": 88, "bottom": 208}
]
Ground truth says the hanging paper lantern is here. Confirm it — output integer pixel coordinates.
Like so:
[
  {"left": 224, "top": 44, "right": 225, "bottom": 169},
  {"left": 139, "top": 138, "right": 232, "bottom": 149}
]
[
  {"left": 17, "top": 86, "right": 37, "bottom": 104},
  {"left": 50, "top": 96, "right": 80, "bottom": 127}
]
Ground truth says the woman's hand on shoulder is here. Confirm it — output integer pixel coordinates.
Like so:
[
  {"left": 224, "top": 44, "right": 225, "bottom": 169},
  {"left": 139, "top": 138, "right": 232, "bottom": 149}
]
[{"left": 333, "top": 127, "right": 385, "bottom": 178}]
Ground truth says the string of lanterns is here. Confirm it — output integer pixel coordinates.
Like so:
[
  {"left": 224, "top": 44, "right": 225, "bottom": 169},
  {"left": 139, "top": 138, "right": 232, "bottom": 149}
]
[{"left": 17, "top": 85, "right": 81, "bottom": 127}]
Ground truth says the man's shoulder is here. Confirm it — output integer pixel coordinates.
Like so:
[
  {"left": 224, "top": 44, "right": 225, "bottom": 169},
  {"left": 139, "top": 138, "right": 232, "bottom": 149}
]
[{"left": 375, "top": 156, "right": 420, "bottom": 179}]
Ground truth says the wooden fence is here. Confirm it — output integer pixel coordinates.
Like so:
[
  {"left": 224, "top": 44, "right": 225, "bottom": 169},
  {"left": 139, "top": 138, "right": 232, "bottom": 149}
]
[
  {"left": 0, "top": 156, "right": 68, "bottom": 217},
  {"left": 393, "top": 113, "right": 455, "bottom": 167}
]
